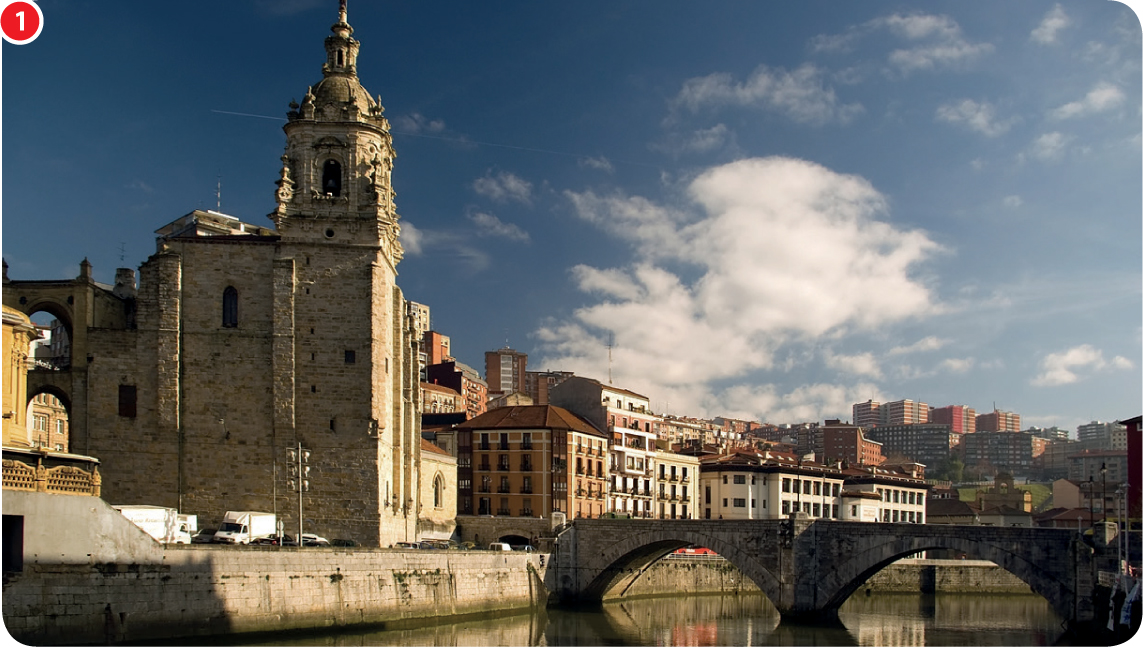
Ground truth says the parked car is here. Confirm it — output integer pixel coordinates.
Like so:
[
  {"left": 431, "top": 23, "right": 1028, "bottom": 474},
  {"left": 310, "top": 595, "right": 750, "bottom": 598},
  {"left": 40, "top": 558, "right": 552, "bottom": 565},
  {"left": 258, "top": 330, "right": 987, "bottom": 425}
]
[
  {"left": 252, "top": 534, "right": 296, "bottom": 546},
  {"left": 300, "top": 533, "right": 330, "bottom": 547},
  {"left": 191, "top": 528, "right": 216, "bottom": 544},
  {"left": 511, "top": 545, "right": 536, "bottom": 553},
  {"left": 488, "top": 542, "right": 512, "bottom": 551},
  {"left": 330, "top": 538, "right": 357, "bottom": 547},
  {"left": 393, "top": 542, "right": 418, "bottom": 549}
]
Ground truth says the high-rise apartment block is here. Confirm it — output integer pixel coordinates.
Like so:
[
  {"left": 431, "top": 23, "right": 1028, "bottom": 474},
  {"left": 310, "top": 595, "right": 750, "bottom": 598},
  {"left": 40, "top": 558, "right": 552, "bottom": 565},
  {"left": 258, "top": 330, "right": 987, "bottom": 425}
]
[
  {"left": 865, "top": 423, "right": 954, "bottom": 468},
  {"left": 485, "top": 346, "right": 527, "bottom": 398},
  {"left": 961, "top": 431, "right": 1047, "bottom": 474},
  {"left": 853, "top": 400, "right": 881, "bottom": 429},
  {"left": 929, "top": 405, "right": 976, "bottom": 434},
  {"left": 851, "top": 399, "right": 928, "bottom": 428},
  {"left": 976, "top": 409, "right": 1021, "bottom": 432},
  {"left": 1076, "top": 420, "right": 1126, "bottom": 451}
]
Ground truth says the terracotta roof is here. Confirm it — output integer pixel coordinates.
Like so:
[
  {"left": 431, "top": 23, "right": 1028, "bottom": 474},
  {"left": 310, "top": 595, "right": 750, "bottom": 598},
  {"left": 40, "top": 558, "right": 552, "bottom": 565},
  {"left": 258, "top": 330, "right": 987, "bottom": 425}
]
[
  {"left": 457, "top": 405, "right": 605, "bottom": 437},
  {"left": 420, "top": 438, "right": 452, "bottom": 457}
]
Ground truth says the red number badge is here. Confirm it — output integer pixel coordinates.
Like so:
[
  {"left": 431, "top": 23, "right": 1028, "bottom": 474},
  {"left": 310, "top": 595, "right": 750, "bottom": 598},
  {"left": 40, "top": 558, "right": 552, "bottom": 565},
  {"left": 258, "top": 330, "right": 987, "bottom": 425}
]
[{"left": 1, "top": 1, "right": 43, "bottom": 45}]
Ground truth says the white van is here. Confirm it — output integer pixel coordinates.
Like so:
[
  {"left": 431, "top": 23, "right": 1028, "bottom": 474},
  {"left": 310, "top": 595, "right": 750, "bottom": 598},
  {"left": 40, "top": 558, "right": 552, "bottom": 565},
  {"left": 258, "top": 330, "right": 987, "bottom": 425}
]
[{"left": 488, "top": 542, "right": 512, "bottom": 551}]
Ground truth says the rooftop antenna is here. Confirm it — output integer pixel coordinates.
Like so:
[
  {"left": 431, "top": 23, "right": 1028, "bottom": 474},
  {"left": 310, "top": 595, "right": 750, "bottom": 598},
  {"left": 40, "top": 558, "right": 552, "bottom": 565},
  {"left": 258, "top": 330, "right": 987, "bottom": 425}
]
[
  {"left": 216, "top": 171, "right": 222, "bottom": 211},
  {"left": 117, "top": 242, "right": 126, "bottom": 264}
]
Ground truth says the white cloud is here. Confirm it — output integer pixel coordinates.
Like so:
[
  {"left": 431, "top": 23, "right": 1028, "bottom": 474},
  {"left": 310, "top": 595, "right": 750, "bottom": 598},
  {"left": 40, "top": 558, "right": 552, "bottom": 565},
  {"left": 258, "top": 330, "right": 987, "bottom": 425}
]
[
  {"left": 1003, "top": 195, "right": 1023, "bottom": 208},
  {"left": 467, "top": 212, "right": 530, "bottom": 242},
  {"left": 888, "top": 336, "right": 948, "bottom": 355},
  {"left": 824, "top": 351, "right": 883, "bottom": 378},
  {"left": 935, "top": 99, "right": 1016, "bottom": 137},
  {"left": 685, "top": 124, "right": 731, "bottom": 153},
  {"left": 715, "top": 381, "right": 884, "bottom": 424},
  {"left": 400, "top": 221, "right": 424, "bottom": 255},
  {"left": 669, "top": 64, "right": 863, "bottom": 125},
  {"left": 1051, "top": 82, "right": 1126, "bottom": 120},
  {"left": 1032, "top": 344, "right": 1134, "bottom": 386},
  {"left": 392, "top": 112, "right": 446, "bottom": 134},
  {"left": 1031, "top": 5, "right": 1071, "bottom": 45},
  {"left": 538, "top": 157, "right": 943, "bottom": 417},
  {"left": 472, "top": 170, "right": 533, "bottom": 204},
  {"left": 1027, "top": 131, "right": 1070, "bottom": 161},
  {"left": 938, "top": 357, "right": 975, "bottom": 374},
  {"left": 812, "top": 13, "right": 992, "bottom": 75},
  {"left": 578, "top": 156, "right": 614, "bottom": 173},
  {"left": 397, "top": 221, "right": 490, "bottom": 271}
]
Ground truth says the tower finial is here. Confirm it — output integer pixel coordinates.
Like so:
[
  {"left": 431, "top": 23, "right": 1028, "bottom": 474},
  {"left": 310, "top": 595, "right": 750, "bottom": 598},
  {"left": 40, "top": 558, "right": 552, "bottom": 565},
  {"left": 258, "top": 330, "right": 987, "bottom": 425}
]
[{"left": 339, "top": 0, "right": 347, "bottom": 22}]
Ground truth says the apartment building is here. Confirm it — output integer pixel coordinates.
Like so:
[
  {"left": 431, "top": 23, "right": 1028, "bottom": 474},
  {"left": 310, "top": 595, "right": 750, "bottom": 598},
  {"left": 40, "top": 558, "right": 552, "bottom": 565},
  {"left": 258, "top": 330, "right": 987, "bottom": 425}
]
[
  {"left": 654, "top": 450, "right": 700, "bottom": 519},
  {"left": 864, "top": 423, "right": 955, "bottom": 468},
  {"left": 929, "top": 405, "right": 976, "bottom": 434},
  {"left": 961, "top": 431, "right": 1047, "bottom": 474},
  {"left": 976, "top": 409, "right": 1021, "bottom": 432},
  {"left": 697, "top": 450, "right": 927, "bottom": 523},
  {"left": 455, "top": 405, "right": 609, "bottom": 519},
  {"left": 523, "top": 370, "right": 574, "bottom": 405},
  {"left": 485, "top": 346, "right": 527, "bottom": 399}
]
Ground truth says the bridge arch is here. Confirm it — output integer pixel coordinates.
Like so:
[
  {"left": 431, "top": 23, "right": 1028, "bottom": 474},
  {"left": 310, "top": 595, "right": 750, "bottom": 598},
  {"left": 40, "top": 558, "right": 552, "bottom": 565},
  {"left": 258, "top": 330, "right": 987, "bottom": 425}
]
[
  {"left": 811, "top": 524, "right": 1084, "bottom": 622},
  {"left": 576, "top": 524, "right": 784, "bottom": 606}
]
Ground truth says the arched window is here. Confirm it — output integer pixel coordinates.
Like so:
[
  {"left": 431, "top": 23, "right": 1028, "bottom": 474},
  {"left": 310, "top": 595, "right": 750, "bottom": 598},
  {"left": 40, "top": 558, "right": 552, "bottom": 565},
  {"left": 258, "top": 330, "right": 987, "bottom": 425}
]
[
  {"left": 433, "top": 474, "right": 444, "bottom": 508},
  {"left": 322, "top": 160, "right": 342, "bottom": 196},
  {"left": 222, "top": 287, "right": 238, "bottom": 328}
]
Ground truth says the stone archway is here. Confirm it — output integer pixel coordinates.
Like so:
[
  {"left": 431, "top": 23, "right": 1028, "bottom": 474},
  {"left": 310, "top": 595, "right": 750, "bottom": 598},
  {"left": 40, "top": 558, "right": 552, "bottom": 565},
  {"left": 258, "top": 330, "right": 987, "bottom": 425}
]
[
  {"left": 807, "top": 524, "right": 1086, "bottom": 623},
  {"left": 574, "top": 522, "right": 786, "bottom": 607}
]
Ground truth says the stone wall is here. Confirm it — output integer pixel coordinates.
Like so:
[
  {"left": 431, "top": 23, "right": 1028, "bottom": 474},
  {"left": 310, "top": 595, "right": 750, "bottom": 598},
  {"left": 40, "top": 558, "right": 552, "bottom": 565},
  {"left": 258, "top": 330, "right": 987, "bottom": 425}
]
[
  {"left": 3, "top": 547, "right": 549, "bottom": 645},
  {"left": 623, "top": 556, "right": 1032, "bottom": 597},
  {"left": 857, "top": 558, "right": 1032, "bottom": 594}
]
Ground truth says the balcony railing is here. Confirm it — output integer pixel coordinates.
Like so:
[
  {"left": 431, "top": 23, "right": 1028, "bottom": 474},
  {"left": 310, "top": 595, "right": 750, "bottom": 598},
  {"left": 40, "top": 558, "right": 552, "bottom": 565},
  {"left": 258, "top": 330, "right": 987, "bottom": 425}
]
[
  {"left": 2, "top": 448, "right": 101, "bottom": 497},
  {"left": 478, "top": 464, "right": 491, "bottom": 472},
  {"left": 520, "top": 509, "right": 535, "bottom": 517},
  {"left": 496, "top": 508, "right": 512, "bottom": 516},
  {"left": 498, "top": 463, "right": 510, "bottom": 471},
  {"left": 498, "top": 486, "right": 511, "bottom": 494}
]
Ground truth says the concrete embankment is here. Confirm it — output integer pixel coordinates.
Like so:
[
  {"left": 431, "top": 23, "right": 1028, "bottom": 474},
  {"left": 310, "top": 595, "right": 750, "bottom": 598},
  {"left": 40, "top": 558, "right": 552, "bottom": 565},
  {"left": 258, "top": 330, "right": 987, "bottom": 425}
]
[{"left": 2, "top": 547, "right": 548, "bottom": 645}]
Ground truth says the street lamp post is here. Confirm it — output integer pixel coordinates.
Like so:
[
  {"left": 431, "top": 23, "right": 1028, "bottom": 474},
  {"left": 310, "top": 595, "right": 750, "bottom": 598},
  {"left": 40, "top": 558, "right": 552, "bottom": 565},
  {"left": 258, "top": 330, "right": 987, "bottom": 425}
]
[
  {"left": 1088, "top": 475, "right": 1095, "bottom": 531},
  {"left": 1101, "top": 462, "right": 1107, "bottom": 525}
]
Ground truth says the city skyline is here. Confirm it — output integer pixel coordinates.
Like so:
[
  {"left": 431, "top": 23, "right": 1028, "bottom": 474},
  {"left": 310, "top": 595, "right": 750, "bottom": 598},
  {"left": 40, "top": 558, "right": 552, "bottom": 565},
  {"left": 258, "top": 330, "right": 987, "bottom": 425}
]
[{"left": 2, "top": 1, "right": 1139, "bottom": 430}]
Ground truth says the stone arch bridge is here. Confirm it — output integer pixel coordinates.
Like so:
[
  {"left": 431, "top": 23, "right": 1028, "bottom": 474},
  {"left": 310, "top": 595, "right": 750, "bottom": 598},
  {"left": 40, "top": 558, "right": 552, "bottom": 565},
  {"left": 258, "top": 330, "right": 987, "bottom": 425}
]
[{"left": 546, "top": 517, "right": 1101, "bottom": 627}]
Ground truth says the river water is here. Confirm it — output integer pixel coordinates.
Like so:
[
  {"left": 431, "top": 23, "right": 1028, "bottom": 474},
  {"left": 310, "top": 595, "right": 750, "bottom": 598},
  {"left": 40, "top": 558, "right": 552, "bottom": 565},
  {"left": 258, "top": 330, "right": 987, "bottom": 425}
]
[{"left": 211, "top": 593, "right": 1069, "bottom": 646}]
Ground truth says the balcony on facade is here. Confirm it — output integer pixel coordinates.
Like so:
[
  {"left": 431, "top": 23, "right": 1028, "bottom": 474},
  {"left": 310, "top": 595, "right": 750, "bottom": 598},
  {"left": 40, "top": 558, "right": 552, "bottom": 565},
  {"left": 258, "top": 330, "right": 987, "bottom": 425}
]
[
  {"left": 519, "top": 508, "right": 534, "bottom": 517},
  {"left": 496, "top": 507, "right": 512, "bottom": 516}
]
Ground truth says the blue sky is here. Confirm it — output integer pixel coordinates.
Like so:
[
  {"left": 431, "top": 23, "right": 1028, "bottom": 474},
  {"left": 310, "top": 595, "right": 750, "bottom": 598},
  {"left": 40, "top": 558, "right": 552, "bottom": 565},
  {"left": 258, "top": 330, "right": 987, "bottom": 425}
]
[{"left": 3, "top": 1, "right": 1140, "bottom": 432}]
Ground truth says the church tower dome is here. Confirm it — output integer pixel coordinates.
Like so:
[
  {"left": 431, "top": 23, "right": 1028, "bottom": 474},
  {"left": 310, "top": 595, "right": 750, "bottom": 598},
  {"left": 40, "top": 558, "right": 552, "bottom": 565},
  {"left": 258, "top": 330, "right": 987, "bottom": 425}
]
[{"left": 271, "top": 0, "right": 402, "bottom": 266}]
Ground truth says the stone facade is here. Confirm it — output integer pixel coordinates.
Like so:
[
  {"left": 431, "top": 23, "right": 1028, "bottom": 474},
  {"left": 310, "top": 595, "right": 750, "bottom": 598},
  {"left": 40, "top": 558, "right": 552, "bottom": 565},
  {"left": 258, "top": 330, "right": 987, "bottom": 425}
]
[{"left": 1, "top": 7, "right": 421, "bottom": 547}]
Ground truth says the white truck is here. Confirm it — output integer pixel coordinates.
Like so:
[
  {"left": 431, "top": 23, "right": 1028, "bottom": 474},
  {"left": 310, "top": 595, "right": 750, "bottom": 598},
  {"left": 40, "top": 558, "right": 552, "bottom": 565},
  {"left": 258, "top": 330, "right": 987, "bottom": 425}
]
[
  {"left": 212, "top": 511, "right": 276, "bottom": 545},
  {"left": 113, "top": 505, "right": 195, "bottom": 544}
]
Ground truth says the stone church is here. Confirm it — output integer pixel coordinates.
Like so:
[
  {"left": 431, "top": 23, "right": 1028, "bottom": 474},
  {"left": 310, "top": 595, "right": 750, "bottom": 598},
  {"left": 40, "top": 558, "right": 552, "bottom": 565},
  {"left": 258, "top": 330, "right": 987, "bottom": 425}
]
[{"left": 2, "top": 5, "right": 425, "bottom": 547}]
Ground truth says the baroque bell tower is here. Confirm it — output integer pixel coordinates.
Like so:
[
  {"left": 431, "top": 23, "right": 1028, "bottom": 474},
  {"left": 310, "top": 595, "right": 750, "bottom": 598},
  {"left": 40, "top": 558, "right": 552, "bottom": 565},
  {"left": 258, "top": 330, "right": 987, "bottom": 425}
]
[
  {"left": 267, "top": 1, "right": 420, "bottom": 547},
  {"left": 270, "top": 0, "right": 402, "bottom": 268}
]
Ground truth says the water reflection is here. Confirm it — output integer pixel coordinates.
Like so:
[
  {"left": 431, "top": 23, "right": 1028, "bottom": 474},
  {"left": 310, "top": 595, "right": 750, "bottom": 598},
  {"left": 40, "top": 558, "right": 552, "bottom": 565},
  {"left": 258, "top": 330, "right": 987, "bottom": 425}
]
[{"left": 199, "top": 593, "right": 1064, "bottom": 646}]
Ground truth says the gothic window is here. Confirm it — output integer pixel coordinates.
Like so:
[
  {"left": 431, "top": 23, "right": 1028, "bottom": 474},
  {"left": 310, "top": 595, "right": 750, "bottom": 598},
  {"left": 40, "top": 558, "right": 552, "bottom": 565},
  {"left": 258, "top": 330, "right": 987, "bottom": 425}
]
[
  {"left": 222, "top": 287, "right": 238, "bottom": 328},
  {"left": 433, "top": 474, "right": 443, "bottom": 508},
  {"left": 322, "top": 160, "right": 342, "bottom": 196}
]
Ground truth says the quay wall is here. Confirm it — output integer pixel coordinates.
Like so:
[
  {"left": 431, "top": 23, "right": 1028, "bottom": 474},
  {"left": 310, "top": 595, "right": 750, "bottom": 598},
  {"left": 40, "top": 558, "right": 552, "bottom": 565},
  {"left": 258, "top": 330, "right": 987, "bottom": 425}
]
[{"left": 2, "top": 547, "right": 548, "bottom": 645}]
